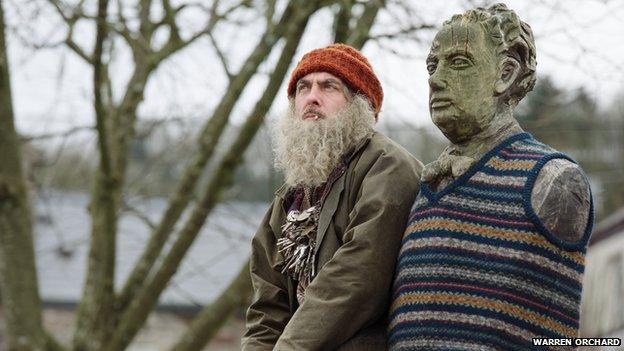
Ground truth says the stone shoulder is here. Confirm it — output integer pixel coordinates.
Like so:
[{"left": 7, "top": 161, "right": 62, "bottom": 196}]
[{"left": 531, "top": 158, "right": 592, "bottom": 244}]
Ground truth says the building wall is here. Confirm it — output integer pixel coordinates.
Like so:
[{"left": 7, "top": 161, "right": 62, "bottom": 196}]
[{"left": 581, "top": 230, "right": 624, "bottom": 349}]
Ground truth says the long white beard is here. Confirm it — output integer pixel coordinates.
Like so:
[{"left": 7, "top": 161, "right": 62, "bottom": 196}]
[{"left": 273, "top": 95, "right": 376, "bottom": 187}]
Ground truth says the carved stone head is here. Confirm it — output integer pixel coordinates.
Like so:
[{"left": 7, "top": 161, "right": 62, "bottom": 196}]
[{"left": 426, "top": 3, "right": 537, "bottom": 143}]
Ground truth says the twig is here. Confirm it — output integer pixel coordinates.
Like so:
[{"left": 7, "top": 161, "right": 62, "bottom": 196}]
[{"left": 20, "top": 125, "right": 95, "bottom": 142}]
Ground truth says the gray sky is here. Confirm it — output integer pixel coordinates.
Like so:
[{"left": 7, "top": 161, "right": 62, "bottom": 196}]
[{"left": 7, "top": 0, "right": 624, "bottom": 136}]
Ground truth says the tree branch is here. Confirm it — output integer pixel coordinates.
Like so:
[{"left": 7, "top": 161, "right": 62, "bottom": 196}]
[
  {"left": 207, "top": 31, "right": 232, "bottom": 80},
  {"left": 121, "top": 201, "right": 156, "bottom": 230},
  {"left": 333, "top": 0, "right": 353, "bottom": 43},
  {"left": 112, "top": 0, "right": 139, "bottom": 52},
  {"left": 138, "top": 0, "right": 154, "bottom": 42},
  {"left": 114, "top": 0, "right": 304, "bottom": 318},
  {"left": 160, "top": 0, "right": 181, "bottom": 44},
  {"left": 107, "top": 2, "right": 320, "bottom": 349},
  {"left": 46, "top": 0, "right": 94, "bottom": 64},
  {"left": 170, "top": 262, "right": 252, "bottom": 351},
  {"left": 151, "top": 0, "right": 253, "bottom": 65},
  {"left": 263, "top": 0, "right": 277, "bottom": 23},
  {"left": 20, "top": 125, "right": 94, "bottom": 142},
  {"left": 346, "top": 0, "right": 384, "bottom": 49},
  {"left": 65, "top": 36, "right": 92, "bottom": 63},
  {"left": 369, "top": 23, "right": 435, "bottom": 40}
]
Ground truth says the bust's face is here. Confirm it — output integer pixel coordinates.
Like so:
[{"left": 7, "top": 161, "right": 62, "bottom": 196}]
[{"left": 426, "top": 22, "right": 500, "bottom": 143}]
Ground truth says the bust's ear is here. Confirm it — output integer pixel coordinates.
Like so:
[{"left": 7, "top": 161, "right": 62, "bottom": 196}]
[{"left": 494, "top": 58, "right": 520, "bottom": 95}]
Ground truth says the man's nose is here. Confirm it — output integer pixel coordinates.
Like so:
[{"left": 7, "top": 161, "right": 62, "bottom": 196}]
[{"left": 303, "top": 84, "right": 322, "bottom": 106}]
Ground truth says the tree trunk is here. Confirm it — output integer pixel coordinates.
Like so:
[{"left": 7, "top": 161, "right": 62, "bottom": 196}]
[
  {"left": 333, "top": 0, "right": 353, "bottom": 43},
  {"left": 105, "top": 2, "right": 322, "bottom": 349},
  {"left": 346, "top": 0, "right": 384, "bottom": 49},
  {"left": 72, "top": 0, "right": 118, "bottom": 349},
  {"left": 169, "top": 3, "right": 318, "bottom": 347},
  {"left": 171, "top": 262, "right": 252, "bottom": 351},
  {"left": 0, "top": 0, "right": 47, "bottom": 349},
  {"left": 116, "top": 0, "right": 302, "bottom": 313}
]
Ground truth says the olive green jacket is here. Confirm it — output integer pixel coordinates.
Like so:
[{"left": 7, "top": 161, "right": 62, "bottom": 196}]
[{"left": 242, "top": 132, "right": 422, "bottom": 351}]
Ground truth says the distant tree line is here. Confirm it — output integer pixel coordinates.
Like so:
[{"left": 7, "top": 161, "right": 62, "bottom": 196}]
[
  {"left": 26, "top": 75, "right": 624, "bottom": 221},
  {"left": 517, "top": 77, "right": 624, "bottom": 221}
]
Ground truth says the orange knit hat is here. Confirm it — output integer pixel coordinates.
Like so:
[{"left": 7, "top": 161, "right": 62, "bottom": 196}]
[{"left": 287, "top": 43, "right": 383, "bottom": 116}]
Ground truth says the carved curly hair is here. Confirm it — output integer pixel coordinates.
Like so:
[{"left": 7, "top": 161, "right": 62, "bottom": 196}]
[{"left": 444, "top": 3, "right": 537, "bottom": 107}]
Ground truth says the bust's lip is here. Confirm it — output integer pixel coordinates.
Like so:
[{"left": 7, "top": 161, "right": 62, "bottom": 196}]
[{"left": 430, "top": 97, "right": 453, "bottom": 109}]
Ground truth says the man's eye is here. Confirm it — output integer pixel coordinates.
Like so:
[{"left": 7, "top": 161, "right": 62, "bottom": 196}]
[{"left": 297, "top": 85, "right": 309, "bottom": 94}]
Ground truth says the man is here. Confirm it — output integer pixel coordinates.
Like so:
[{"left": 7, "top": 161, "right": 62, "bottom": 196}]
[
  {"left": 242, "top": 43, "right": 423, "bottom": 350},
  {"left": 389, "top": 4, "right": 593, "bottom": 350}
]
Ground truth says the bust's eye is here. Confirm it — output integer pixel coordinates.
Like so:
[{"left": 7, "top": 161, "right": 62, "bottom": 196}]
[
  {"left": 450, "top": 56, "right": 471, "bottom": 68},
  {"left": 427, "top": 62, "right": 437, "bottom": 75}
]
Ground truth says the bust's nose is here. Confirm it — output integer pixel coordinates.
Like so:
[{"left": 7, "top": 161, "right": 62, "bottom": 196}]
[{"left": 429, "top": 73, "right": 447, "bottom": 91}]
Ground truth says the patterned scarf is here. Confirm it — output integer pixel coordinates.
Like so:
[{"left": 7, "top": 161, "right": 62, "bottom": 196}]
[{"left": 278, "top": 160, "right": 347, "bottom": 304}]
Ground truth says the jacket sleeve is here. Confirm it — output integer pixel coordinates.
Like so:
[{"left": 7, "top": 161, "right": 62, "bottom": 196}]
[
  {"left": 242, "top": 202, "right": 292, "bottom": 351},
  {"left": 275, "top": 151, "right": 421, "bottom": 350}
]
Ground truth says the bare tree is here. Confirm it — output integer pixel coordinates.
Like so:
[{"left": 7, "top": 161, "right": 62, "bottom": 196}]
[
  {"left": 4, "top": 1, "right": 624, "bottom": 349},
  {"left": 0, "top": 0, "right": 57, "bottom": 349},
  {"left": 2, "top": 0, "right": 437, "bottom": 349}
]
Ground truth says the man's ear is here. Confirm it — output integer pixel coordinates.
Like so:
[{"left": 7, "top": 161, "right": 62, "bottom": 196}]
[{"left": 494, "top": 58, "right": 521, "bottom": 95}]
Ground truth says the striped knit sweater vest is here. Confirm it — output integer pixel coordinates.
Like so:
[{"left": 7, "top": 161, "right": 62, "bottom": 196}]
[{"left": 389, "top": 133, "right": 594, "bottom": 351}]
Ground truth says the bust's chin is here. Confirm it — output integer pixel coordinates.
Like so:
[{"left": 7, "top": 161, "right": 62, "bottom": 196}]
[
  {"left": 432, "top": 113, "right": 462, "bottom": 143},
  {"left": 431, "top": 110, "right": 456, "bottom": 129},
  {"left": 434, "top": 117, "right": 483, "bottom": 145},
  {"left": 440, "top": 130, "right": 471, "bottom": 145}
]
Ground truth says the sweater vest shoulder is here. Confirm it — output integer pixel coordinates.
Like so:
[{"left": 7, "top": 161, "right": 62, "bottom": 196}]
[{"left": 388, "top": 133, "right": 594, "bottom": 351}]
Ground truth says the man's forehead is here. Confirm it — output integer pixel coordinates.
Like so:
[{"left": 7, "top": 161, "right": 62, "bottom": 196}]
[{"left": 297, "top": 71, "right": 345, "bottom": 84}]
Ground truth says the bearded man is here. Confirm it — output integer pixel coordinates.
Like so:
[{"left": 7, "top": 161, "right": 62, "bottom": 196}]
[
  {"left": 389, "top": 4, "right": 593, "bottom": 350},
  {"left": 242, "top": 43, "right": 423, "bottom": 350}
]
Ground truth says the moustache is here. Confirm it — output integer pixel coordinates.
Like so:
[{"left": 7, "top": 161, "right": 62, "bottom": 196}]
[{"left": 302, "top": 107, "right": 326, "bottom": 120}]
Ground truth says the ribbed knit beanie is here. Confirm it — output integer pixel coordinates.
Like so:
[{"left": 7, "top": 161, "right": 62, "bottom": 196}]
[{"left": 287, "top": 43, "right": 383, "bottom": 116}]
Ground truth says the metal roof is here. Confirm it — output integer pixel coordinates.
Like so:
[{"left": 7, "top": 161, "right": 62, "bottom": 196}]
[{"left": 34, "top": 189, "right": 266, "bottom": 309}]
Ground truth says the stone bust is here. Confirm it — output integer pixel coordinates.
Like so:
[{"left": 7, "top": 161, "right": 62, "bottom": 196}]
[{"left": 422, "top": 3, "right": 591, "bottom": 242}]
